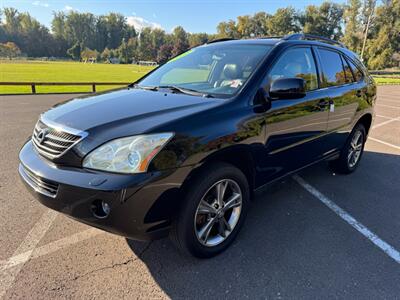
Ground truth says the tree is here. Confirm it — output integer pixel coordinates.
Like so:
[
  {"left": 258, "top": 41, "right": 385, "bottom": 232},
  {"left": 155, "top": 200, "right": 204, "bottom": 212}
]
[
  {"left": 266, "top": 7, "right": 300, "bottom": 35},
  {"left": 81, "top": 47, "right": 98, "bottom": 61},
  {"left": 366, "top": 26, "right": 393, "bottom": 69},
  {"left": 393, "top": 52, "right": 400, "bottom": 68},
  {"left": 157, "top": 44, "right": 173, "bottom": 64},
  {"left": 101, "top": 47, "right": 111, "bottom": 61},
  {"left": 171, "top": 26, "right": 189, "bottom": 56},
  {"left": 251, "top": 12, "right": 270, "bottom": 37},
  {"left": 127, "top": 37, "right": 139, "bottom": 62},
  {"left": 365, "top": 0, "right": 399, "bottom": 68},
  {"left": 237, "top": 15, "right": 252, "bottom": 37},
  {"left": 138, "top": 27, "right": 154, "bottom": 60},
  {"left": 104, "top": 13, "right": 136, "bottom": 49},
  {"left": 51, "top": 12, "right": 69, "bottom": 56},
  {"left": 67, "top": 42, "right": 81, "bottom": 60},
  {"left": 301, "top": 2, "right": 344, "bottom": 39},
  {"left": 188, "top": 33, "right": 208, "bottom": 47},
  {"left": 150, "top": 28, "right": 166, "bottom": 58},
  {"left": 342, "top": 0, "right": 362, "bottom": 53},
  {"left": 216, "top": 20, "right": 239, "bottom": 38},
  {"left": 0, "top": 42, "right": 21, "bottom": 58},
  {"left": 117, "top": 38, "right": 133, "bottom": 63}
]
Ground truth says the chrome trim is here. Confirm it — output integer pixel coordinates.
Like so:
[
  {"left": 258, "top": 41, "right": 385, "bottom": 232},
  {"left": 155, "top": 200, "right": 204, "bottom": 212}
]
[
  {"left": 41, "top": 114, "right": 87, "bottom": 136},
  {"left": 32, "top": 116, "right": 88, "bottom": 159},
  {"left": 19, "top": 165, "right": 58, "bottom": 198}
]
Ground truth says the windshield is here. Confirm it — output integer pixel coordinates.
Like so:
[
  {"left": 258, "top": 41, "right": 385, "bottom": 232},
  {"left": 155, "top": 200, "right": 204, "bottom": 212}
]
[{"left": 138, "top": 44, "right": 272, "bottom": 98}]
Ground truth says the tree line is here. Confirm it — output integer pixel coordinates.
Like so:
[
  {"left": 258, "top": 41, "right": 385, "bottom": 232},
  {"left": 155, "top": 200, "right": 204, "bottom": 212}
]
[{"left": 0, "top": 0, "right": 399, "bottom": 69}]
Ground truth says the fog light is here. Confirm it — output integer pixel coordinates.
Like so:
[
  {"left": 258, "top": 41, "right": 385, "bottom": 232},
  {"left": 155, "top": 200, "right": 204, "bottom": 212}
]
[{"left": 91, "top": 199, "right": 111, "bottom": 219}]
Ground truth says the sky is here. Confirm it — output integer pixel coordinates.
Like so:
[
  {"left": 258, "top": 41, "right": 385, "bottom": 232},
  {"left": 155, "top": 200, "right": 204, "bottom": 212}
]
[{"left": 2, "top": 0, "right": 347, "bottom": 34}]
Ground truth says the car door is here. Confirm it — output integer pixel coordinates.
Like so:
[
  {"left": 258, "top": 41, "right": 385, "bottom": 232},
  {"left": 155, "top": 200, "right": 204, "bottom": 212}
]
[
  {"left": 256, "top": 46, "right": 330, "bottom": 182},
  {"left": 315, "top": 47, "right": 364, "bottom": 151}
]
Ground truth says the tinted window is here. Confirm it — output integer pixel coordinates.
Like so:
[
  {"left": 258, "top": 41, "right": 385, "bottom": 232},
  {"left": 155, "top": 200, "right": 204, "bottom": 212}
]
[
  {"left": 319, "top": 49, "right": 347, "bottom": 86},
  {"left": 341, "top": 56, "right": 354, "bottom": 83},
  {"left": 347, "top": 58, "right": 363, "bottom": 82},
  {"left": 269, "top": 47, "right": 318, "bottom": 91}
]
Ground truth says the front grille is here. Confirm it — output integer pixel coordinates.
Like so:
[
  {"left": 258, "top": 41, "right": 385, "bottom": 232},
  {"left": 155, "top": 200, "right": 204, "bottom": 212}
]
[
  {"left": 20, "top": 165, "right": 59, "bottom": 198},
  {"left": 32, "top": 120, "right": 83, "bottom": 159}
]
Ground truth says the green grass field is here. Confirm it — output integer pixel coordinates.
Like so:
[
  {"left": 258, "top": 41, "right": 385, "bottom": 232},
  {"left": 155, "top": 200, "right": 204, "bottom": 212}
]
[
  {"left": 372, "top": 76, "right": 400, "bottom": 85},
  {"left": 0, "top": 60, "right": 154, "bottom": 94},
  {"left": 1, "top": 60, "right": 399, "bottom": 94}
]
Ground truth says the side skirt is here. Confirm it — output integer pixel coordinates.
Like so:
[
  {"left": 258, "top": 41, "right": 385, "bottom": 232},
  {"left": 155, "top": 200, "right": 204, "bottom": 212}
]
[{"left": 253, "top": 150, "right": 340, "bottom": 193}]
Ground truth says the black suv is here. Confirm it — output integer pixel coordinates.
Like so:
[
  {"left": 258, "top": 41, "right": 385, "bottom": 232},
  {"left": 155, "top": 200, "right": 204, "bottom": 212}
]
[{"left": 19, "top": 34, "right": 376, "bottom": 258}]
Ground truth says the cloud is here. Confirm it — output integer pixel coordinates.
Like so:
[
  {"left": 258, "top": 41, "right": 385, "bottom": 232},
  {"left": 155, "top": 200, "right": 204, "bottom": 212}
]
[
  {"left": 64, "top": 5, "right": 74, "bottom": 11},
  {"left": 126, "top": 16, "right": 163, "bottom": 32},
  {"left": 32, "top": 1, "right": 49, "bottom": 7}
]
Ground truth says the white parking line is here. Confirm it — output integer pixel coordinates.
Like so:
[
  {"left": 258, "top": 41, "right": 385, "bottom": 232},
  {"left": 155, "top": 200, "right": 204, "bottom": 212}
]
[
  {"left": 293, "top": 175, "right": 400, "bottom": 264},
  {"left": 0, "top": 228, "right": 104, "bottom": 271},
  {"left": 0, "top": 210, "right": 58, "bottom": 298},
  {"left": 372, "top": 117, "right": 400, "bottom": 129},
  {"left": 368, "top": 137, "right": 400, "bottom": 150}
]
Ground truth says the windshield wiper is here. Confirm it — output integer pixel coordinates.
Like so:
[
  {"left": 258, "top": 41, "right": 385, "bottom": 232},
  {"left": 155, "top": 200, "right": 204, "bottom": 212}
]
[
  {"left": 157, "top": 85, "right": 214, "bottom": 98},
  {"left": 132, "top": 84, "right": 158, "bottom": 91},
  {"left": 133, "top": 84, "right": 214, "bottom": 98}
]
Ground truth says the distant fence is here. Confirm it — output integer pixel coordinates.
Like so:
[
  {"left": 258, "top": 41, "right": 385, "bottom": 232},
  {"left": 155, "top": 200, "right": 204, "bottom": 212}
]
[
  {"left": 0, "top": 82, "right": 131, "bottom": 94},
  {"left": 136, "top": 61, "right": 158, "bottom": 66},
  {"left": 369, "top": 70, "right": 400, "bottom": 76}
]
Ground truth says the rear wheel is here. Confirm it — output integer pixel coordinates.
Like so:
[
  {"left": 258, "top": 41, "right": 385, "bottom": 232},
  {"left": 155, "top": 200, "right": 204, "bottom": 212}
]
[
  {"left": 330, "top": 123, "right": 366, "bottom": 174},
  {"left": 170, "top": 162, "right": 249, "bottom": 258}
]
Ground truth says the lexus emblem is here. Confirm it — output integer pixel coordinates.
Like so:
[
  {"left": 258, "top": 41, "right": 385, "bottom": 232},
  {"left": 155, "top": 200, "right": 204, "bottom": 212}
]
[{"left": 37, "top": 129, "right": 48, "bottom": 144}]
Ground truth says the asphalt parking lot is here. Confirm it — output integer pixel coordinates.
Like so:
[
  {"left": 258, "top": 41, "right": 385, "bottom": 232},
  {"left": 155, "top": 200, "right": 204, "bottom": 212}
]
[{"left": 0, "top": 86, "right": 399, "bottom": 299}]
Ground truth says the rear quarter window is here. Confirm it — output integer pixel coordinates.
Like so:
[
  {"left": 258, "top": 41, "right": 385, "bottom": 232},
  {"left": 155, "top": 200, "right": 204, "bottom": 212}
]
[{"left": 346, "top": 58, "right": 364, "bottom": 82}]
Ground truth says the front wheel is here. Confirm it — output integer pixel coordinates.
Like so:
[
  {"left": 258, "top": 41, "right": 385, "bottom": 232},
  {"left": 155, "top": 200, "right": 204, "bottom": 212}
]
[
  {"left": 330, "top": 123, "right": 366, "bottom": 174},
  {"left": 170, "top": 162, "right": 249, "bottom": 258}
]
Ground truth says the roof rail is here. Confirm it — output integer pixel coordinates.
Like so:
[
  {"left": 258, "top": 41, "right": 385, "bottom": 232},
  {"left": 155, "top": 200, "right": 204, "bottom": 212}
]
[
  {"left": 207, "top": 38, "right": 236, "bottom": 44},
  {"left": 283, "top": 33, "right": 345, "bottom": 48},
  {"left": 259, "top": 36, "right": 284, "bottom": 40}
]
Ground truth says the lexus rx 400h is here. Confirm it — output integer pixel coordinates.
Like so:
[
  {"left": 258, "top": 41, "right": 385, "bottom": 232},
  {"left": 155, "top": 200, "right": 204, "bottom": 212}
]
[{"left": 19, "top": 34, "right": 376, "bottom": 258}]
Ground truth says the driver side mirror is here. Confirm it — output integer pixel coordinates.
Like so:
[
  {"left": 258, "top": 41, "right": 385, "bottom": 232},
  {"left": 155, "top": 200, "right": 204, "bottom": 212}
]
[{"left": 269, "top": 78, "right": 306, "bottom": 100}]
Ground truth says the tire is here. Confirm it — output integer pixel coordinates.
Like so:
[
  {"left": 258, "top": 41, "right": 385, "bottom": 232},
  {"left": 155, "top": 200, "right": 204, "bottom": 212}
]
[
  {"left": 330, "top": 123, "right": 366, "bottom": 174},
  {"left": 170, "top": 162, "right": 250, "bottom": 258}
]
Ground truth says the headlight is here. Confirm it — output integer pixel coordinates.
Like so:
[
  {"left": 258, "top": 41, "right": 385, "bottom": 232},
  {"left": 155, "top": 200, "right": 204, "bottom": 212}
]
[{"left": 83, "top": 133, "right": 174, "bottom": 174}]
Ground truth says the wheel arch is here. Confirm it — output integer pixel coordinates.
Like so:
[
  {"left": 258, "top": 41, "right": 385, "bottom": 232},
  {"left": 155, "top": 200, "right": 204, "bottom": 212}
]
[
  {"left": 181, "top": 145, "right": 257, "bottom": 199},
  {"left": 355, "top": 113, "right": 373, "bottom": 135}
]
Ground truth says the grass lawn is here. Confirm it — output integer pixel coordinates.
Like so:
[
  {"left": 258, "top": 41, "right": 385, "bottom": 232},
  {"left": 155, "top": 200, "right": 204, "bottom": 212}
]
[
  {"left": 372, "top": 76, "right": 400, "bottom": 85},
  {"left": 0, "top": 60, "right": 154, "bottom": 94},
  {"left": 1, "top": 60, "right": 399, "bottom": 94}
]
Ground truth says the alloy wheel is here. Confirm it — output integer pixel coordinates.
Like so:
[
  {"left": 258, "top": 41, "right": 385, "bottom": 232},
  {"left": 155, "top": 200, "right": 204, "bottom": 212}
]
[
  {"left": 194, "top": 179, "right": 242, "bottom": 247},
  {"left": 347, "top": 130, "right": 364, "bottom": 168}
]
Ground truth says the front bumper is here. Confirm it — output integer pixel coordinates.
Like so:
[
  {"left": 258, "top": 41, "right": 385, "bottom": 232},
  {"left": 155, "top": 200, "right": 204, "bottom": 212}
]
[{"left": 19, "top": 141, "right": 193, "bottom": 240}]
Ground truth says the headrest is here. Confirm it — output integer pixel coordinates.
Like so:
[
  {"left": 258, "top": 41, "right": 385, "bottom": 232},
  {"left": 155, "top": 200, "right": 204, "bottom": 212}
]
[{"left": 223, "top": 64, "right": 239, "bottom": 80}]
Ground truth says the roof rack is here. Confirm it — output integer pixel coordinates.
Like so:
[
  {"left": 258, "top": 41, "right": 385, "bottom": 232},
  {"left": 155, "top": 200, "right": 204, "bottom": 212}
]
[
  {"left": 283, "top": 33, "right": 345, "bottom": 48},
  {"left": 259, "top": 36, "right": 284, "bottom": 40},
  {"left": 207, "top": 38, "right": 236, "bottom": 44}
]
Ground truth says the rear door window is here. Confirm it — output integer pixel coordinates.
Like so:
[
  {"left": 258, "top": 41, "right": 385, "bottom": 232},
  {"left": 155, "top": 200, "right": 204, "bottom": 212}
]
[{"left": 318, "top": 48, "right": 347, "bottom": 87}]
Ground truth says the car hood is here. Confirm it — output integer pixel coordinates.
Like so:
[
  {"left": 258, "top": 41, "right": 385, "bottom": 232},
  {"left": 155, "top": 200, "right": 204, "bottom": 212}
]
[{"left": 42, "top": 88, "right": 221, "bottom": 133}]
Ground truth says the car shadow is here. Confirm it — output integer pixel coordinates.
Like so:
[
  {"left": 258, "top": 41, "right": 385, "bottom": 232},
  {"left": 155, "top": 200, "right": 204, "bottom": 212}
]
[{"left": 126, "top": 150, "right": 400, "bottom": 298}]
